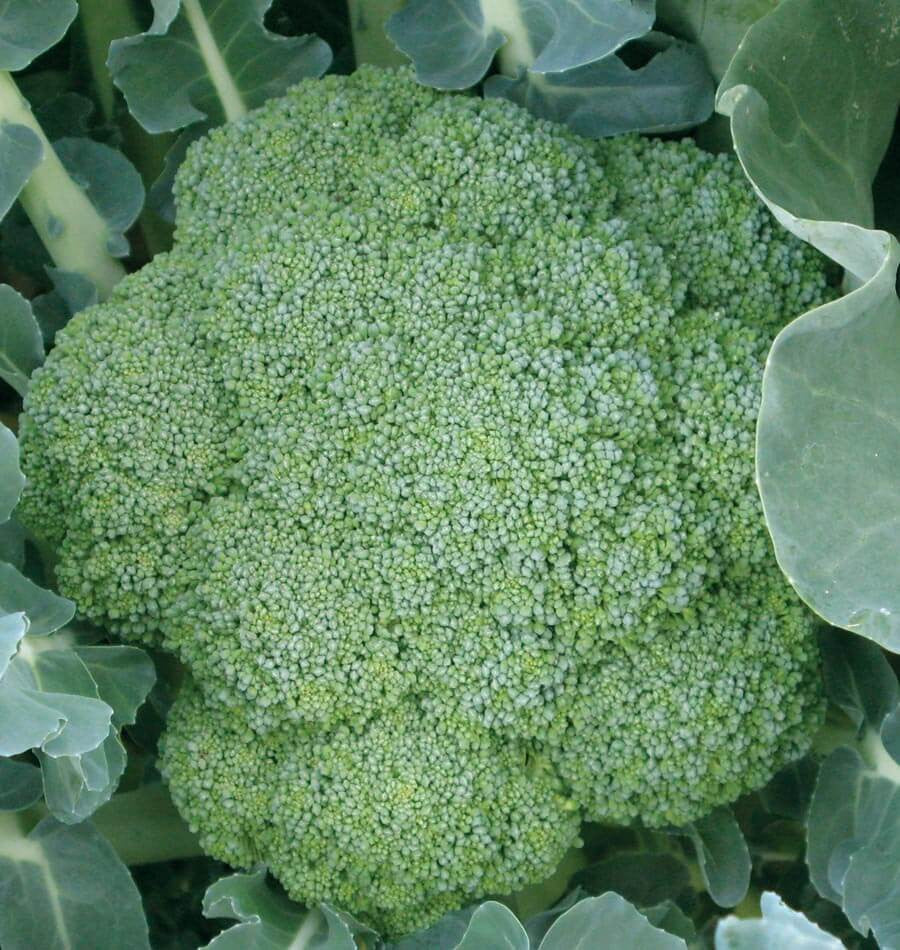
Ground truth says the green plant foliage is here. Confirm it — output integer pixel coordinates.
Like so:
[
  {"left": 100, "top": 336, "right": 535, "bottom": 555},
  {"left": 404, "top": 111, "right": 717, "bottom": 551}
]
[
  {"left": 0, "top": 816, "right": 150, "bottom": 950},
  {"left": 0, "top": 0, "right": 77, "bottom": 71},
  {"left": 386, "top": 0, "right": 713, "bottom": 136},
  {"left": 0, "top": 285, "right": 43, "bottom": 396},
  {"left": 682, "top": 807, "right": 752, "bottom": 908},
  {"left": 387, "top": 0, "right": 655, "bottom": 87},
  {"left": 715, "top": 891, "right": 843, "bottom": 949},
  {"left": 807, "top": 630, "right": 900, "bottom": 947},
  {"left": 656, "top": 0, "right": 779, "bottom": 79},
  {"left": 485, "top": 32, "right": 713, "bottom": 136},
  {"left": 108, "top": 0, "right": 333, "bottom": 133},
  {"left": 202, "top": 869, "right": 376, "bottom": 949},
  {"left": 717, "top": 0, "right": 900, "bottom": 651}
]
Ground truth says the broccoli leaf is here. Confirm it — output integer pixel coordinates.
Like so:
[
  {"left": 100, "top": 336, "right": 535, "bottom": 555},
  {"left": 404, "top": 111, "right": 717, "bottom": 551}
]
[
  {"left": 485, "top": 33, "right": 713, "bottom": 137},
  {"left": 684, "top": 807, "right": 752, "bottom": 908},
  {"left": 202, "top": 868, "right": 376, "bottom": 949},
  {"left": 108, "top": 0, "right": 332, "bottom": 134},
  {"left": 715, "top": 891, "right": 843, "bottom": 948},
  {"left": 0, "top": 816, "right": 150, "bottom": 950},
  {"left": 0, "top": 563, "right": 75, "bottom": 635},
  {"left": 0, "top": 759, "right": 42, "bottom": 811},
  {"left": 0, "top": 117, "right": 42, "bottom": 222},
  {"left": 538, "top": 893, "right": 686, "bottom": 948},
  {"left": 0, "top": 425, "right": 24, "bottom": 523},
  {"left": 0, "top": 285, "right": 43, "bottom": 396},
  {"left": 387, "top": 0, "right": 655, "bottom": 89},
  {"left": 802, "top": 629, "right": 900, "bottom": 945},
  {"left": 0, "top": 0, "right": 77, "bottom": 71},
  {"left": 717, "top": 0, "right": 900, "bottom": 651},
  {"left": 53, "top": 138, "right": 144, "bottom": 258},
  {"left": 655, "top": 0, "right": 778, "bottom": 80},
  {"left": 455, "top": 902, "right": 529, "bottom": 949}
]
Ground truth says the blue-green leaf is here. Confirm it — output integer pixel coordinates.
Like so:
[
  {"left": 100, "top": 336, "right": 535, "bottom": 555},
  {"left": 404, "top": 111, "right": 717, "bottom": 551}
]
[
  {"left": 73, "top": 646, "right": 156, "bottom": 729},
  {"left": 456, "top": 901, "right": 528, "bottom": 950},
  {"left": 0, "top": 611, "right": 26, "bottom": 679},
  {"left": 0, "top": 425, "right": 24, "bottom": 524},
  {"left": 717, "top": 0, "right": 900, "bottom": 651},
  {"left": 0, "top": 0, "right": 77, "bottom": 71},
  {"left": 0, "top": 816, "right": 150, "bottom": 950},
  {"left": 715, "top": 891, "right": 843, "bottom": 948},
  {"left": 1, "top": 647, "right": 112, "bottom": 757},
  {"left": 387, "top": 0, "right": 655, "bottom": 89},
  {"left": 538, "top": 893, "right": 686, "bottom": 948},
  {"left": 0, "top": 120, "right": 41, "bottom": 223},
  {"left": 39, "top": 727, "right": 127, "bottom": 823},
  {"left": 203, "top": 869, "right": 374, "bottom": 949},
  {"left": 31, "top": 647, "right": 153, "bottom": 822},
  {"left": 0, "top": 563, "right": 74, "bottom": 635},
  {"left": 655, "top": 0, "right": 778, "bottom": 80},
  {"left": 0, "top": 759, "right": 42, "bottom": 811},
  {"left": 806, "top": 716, "right": 900, "bottom": 947},
  {"left": 0, "top": 284, "right": 43, "bottom": 396},
  {"left": 54, "top": 138, "right": 144, "bottom": 258},
  {"left": 32, "top": 266, "right": 100, "bottom": 344},
  {"left": 108, "top": 0, "right": 332, "bottom": 134},
  {"left": 485, "top": 34, "right": 712, "bottom": 137},
  {"left": 684, "top": 806, "right": 751, "bottom": 908},
  {"left": 819, "top": 626, "right": 898, "bottom": 731}
]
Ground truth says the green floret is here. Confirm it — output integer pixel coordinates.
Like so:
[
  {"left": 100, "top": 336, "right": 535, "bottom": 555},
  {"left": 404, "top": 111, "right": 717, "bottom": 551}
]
[
  {"left": 162, "top": 680, "right": 580, "bottom": 935},
  {"left": 19, "top": 66, "right": 831, "bottom": 933}
]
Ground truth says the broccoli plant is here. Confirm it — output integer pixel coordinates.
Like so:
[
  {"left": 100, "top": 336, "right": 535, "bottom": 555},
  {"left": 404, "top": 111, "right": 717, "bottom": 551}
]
[{"left": 0, "top": 1, "right": 898, "bottom": 948}]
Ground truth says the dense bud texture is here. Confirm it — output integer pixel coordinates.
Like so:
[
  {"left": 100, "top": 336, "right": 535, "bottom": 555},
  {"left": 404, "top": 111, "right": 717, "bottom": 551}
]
[{"left": 19, "top": 67, "right": 830, "bottom": 934}]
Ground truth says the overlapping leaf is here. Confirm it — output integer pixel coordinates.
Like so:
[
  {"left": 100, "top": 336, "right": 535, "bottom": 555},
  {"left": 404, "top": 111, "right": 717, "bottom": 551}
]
[
  {"left": 715, "top": 892, "right": 843, "bottom": 948},
  {"left": 805, "top": 631, "right": 900, "bottom": 947},
  {"left": 0, "top": 817, "right": 150, "bottom": 950},
  {"left": 717, "top": 0, "right": 900, "bottom": 651},
  {"left": 108, "top": 0, "right": 332, "bottom": 134}
]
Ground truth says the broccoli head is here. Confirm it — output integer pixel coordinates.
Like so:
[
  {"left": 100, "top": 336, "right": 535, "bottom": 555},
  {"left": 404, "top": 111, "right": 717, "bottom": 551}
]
[{"left": 19, "top": 66, "right": 830, "bottom": 934}]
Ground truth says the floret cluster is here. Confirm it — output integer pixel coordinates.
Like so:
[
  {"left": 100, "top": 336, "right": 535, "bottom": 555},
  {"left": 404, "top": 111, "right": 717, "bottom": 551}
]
[{"left": 19, "top": 67, "right": 829, "bottom": 933}]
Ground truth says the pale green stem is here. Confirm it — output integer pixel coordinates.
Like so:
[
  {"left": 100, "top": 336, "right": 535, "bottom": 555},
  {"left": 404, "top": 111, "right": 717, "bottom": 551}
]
[
  {"left": 0, "top": 72, "right": 125, "bottom": 299},
  {"left": 348, "top": 0, "right": 408, "bottom": 68},
  {"left": 78, "top": 0, "right": 140, "bottom": 123},
  {"left": 182, "top": 0, "right": 247, "bottom": 122},
  {"left": 486, "top": 0, "right": 536, "bottom": 76}
]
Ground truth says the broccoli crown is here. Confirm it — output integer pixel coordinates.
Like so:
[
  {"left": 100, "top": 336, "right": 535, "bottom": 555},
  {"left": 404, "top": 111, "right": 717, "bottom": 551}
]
[{"left": 19, "top": 67, "right": 830, "bottom": 934}]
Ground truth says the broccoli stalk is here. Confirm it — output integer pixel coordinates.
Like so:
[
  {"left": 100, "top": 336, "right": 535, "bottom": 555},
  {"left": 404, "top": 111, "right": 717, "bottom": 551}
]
[
  {"left": 0, "top": 71, "right": 125, "bottom": 298},
  {"left": 348, "top": 0, "right": 408, "bottom": 68}
]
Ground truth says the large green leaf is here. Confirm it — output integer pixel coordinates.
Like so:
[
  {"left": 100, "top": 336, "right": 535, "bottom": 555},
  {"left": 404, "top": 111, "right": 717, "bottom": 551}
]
[
  {"left": 0, "top": 285, "right": 43, "bottom": 396},
  {"left": 484, "top": 33, "right": 713, "bottom": 137},
  {"left": 0, "top": 424, "right": 24, "bottom": 523},
  {"left": 108, "top": 0, "right": 332, "bottom": 134},
  {"left": 717, "top": 0, "right": 900, "bottom": 651},
  {"left": 539, "top": 893, "right": 686, "bottom": 949},
  {"left": 655, "top": 0, "right": 778, "bottom": 80},
  {"left": 0, "top": 0, "right": 77, "bottom": 71},
  {"left": 386, "top": 0, "right": 655, "bottom": 89},
  {"left": 0, "top": 116, "right": 41, "bottom": 227},
  {"left": 202, "top": 869, "right": 376, "bottom": 949},
  {"left": 715, "top": 892, "right": 843, "bottom": 948},
  {"left": 0, "top": 816, "right": 150, "bottom": 950},
  {"left": 804, "top": 627, "right": 900, "bottom": 946},
  {"left": 455, "top": 902, "right": 528, "bottom": 949},
  {"left": 0, "top": 759, "right": 42, "bottom": 811}
]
